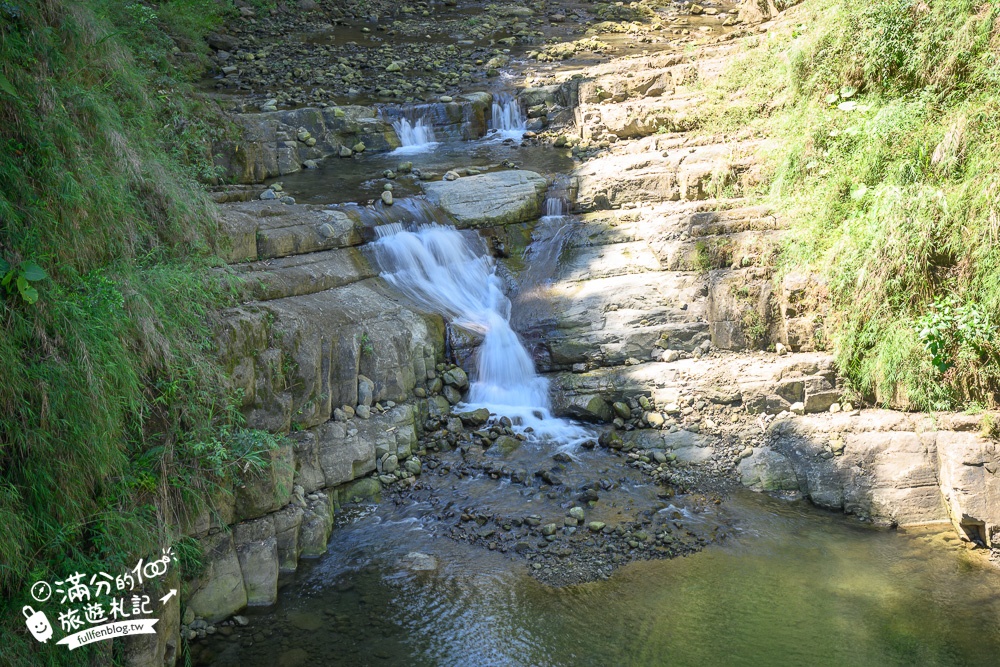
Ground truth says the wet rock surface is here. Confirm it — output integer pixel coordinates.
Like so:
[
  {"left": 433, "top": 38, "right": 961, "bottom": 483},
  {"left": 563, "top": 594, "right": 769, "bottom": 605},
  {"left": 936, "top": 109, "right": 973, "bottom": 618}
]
[{"left": 378, "top": 426, "right": 734, "bottom": 587}]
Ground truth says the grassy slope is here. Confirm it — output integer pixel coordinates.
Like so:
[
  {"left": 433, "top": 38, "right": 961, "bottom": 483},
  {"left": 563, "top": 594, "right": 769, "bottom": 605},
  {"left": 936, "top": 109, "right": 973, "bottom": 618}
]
[
  {"left": 698, "top": 0, "right": 1000, "bottom": 410},
  {"left": 0, "top": 2, "right": 280, "bottom": 664}
]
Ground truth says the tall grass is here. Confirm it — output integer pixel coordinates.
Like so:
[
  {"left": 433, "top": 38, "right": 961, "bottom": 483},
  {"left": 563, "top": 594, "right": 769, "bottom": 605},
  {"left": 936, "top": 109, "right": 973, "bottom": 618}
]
[
  {"left": 700, "top": 0, "right": 1000, "bottom": 410},
  {"left": 0, "top": 2, "right": 280, "bottom": 664}
]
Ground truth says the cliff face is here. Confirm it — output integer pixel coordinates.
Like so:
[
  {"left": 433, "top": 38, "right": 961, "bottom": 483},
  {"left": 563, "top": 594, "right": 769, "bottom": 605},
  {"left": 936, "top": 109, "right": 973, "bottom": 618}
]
[{"left": 0, "top": 3, "right": 268, "bottom": 664}]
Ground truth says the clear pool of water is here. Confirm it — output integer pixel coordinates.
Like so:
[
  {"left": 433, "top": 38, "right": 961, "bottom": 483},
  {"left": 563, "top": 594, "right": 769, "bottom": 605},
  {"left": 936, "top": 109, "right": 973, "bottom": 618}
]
[{"left": 196, "top": 490, "right": 1000, "bottom": 667}]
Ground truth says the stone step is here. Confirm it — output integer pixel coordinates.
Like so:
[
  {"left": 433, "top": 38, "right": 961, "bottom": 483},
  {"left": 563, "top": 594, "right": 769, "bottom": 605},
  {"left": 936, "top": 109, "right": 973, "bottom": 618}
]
[
  {"left": 565, "top": 199, "right": 762, "bottom": 242},
  {"left": 542, "top": 320, "right": 711, "bottom": 371},
  {"left": 686, "top": 206, "right": 783, "bottom": 237},
  {"left": 574, "top": 140, "right": 761, "bottom": 211},
  {"left": 559, "top": 208, "right": 782, "bottom": 273},
  {"left": 580, "top": 93, "right": 707, "bottom": 141},
  {"left": 547, "top": 350, "right": 839, "bottom": 419},
  {"left": 218, "top": 200, "right": 363, "bottom": 263},
  {"left": 534, "top": 271, "right": 708, "bottom": 327},
  {"left": 554, "top": 240, "right": 662, "bottom": 282},
  {"left": 657, "top": 229, "right": 784, "bottom": 272},
  {"left": 575, "top": 49, "right": 735, "bottom": 105},
  {"left": 230, "top": 247, "right": 376, "bottom": 302}
]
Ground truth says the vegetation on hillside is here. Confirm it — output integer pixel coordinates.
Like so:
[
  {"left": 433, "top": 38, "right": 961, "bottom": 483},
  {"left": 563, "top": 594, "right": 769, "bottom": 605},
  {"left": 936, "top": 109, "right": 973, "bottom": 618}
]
[
  {"left": 0, "top": 2, "right": 280, "bottom": 664},
  {"left": 702, "top": 0, "right": 1000, "bottom": 410}
]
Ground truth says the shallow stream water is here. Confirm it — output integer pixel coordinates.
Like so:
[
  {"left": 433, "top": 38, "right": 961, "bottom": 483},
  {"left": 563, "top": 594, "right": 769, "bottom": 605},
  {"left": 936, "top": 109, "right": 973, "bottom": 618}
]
[
  {"left": 197, "top": 490, "right": 1000, "bottom": 667},
  {"left": 267, "top": 137, "right": 574, "bottom": 206}
]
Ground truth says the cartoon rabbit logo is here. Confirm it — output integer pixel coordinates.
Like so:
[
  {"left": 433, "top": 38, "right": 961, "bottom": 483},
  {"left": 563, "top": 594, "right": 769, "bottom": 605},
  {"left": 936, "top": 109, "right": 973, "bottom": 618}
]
[{"left": 23, "top": 606, "right": 53, "bottom": 643}]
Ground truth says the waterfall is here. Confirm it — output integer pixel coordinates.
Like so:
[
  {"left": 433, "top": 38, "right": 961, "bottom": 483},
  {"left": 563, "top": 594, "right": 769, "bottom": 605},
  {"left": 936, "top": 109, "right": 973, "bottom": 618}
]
[
  {"left": 488, "top": 94, "right": 526, "bottom": 140},
  {"left": 511, "top": 194, "right": 577, "bottom": 332},
  {"left": 374, "top": 223, "right": 587, "bottom": 445},
  {"left": 543, "top": 196, "right": 566, "bottom": 218},
  {"left": 391, "top": 115, "right": 439, "bottom": 153}
]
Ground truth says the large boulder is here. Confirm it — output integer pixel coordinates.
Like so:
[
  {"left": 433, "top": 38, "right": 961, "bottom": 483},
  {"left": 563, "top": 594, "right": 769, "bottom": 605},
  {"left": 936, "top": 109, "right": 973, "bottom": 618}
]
[
  {"left": 272, "top": 505, "right": 305, "bottom": 572},
  {"left": 936, "top": 429, "right": 1000, "bottom": 546},
  {"left": 119, "top": 567, "right": 180, "bottom": 667},
  {"left": 234, "top": 516, "right": 279, "bottom": 606},
  {"left": 563, "top": 395, "right": 614, "bottom": 422},
  {"left": 298, "top": 496, "right": 336, "bottom": 557},
  {"left": 213, "top": 105, "right": 400, "bottom": 183},
  {"left": 737, "top": 0, "right": 803, "bottom": 24},
  {"left": 306, "top": 404, "right": 417, "bottom": 488},
  {"left": 422, "top": 170, "right": 547, "bottom": 228},
  {"left": 766, "top": 412, "right": 950, "bottom": 525},
  {"left": 216, "top": 279, "right": 443, "bottom": 434},
  {"left": 738, "top": 449, "right": 800, "bottom": 491},
  {"left": 186, "top": 532, "right": 248, "bottom": 622},
  {"left": 621, "top": 429, "right": 716, "bottom": 464},
  {"left": 217, "top": 202, "right": 362, "bottom": 262},
  {"left": 233, "top": 443, "right": 294, "bottom": 522}
]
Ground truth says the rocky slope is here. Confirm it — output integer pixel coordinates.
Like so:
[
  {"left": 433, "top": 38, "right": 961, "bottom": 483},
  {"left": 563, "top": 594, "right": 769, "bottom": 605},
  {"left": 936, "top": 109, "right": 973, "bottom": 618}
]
[{"left": 516, "top": 2, "right": 1000, "bottom": 542}]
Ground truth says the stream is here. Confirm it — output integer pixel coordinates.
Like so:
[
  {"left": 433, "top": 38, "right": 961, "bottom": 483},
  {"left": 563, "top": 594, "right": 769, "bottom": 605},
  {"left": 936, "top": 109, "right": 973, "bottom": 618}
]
[
  {"left": 195, "top": 489, "right": 1000, "bottom": 666},
  {"left": 198, "top": 92, "right": 1000, "bottom": 667}
]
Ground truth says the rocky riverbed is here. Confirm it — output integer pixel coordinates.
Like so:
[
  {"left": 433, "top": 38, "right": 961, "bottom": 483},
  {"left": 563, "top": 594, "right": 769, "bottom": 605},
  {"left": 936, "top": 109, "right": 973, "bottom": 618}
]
[{"left": 202, "top": 0, "right": 742, "bottom": 110}]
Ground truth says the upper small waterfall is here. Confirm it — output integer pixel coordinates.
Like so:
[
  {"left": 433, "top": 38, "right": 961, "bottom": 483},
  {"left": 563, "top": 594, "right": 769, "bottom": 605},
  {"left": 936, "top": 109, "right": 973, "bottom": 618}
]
[
  {"left": 488, "top": 94, "right": 526, "bottom": 140},
  {"left": 374, "top": 223, "right": 587, "bottom": 445},
  {"left": 391, "top": 115, "right": 438, "bottom": 153},
  {"left": 511, "top": 192, "right": 577, "bottom": 332},
  {"left": 543, "top": 196, "right": 567, "bottom": 218}
]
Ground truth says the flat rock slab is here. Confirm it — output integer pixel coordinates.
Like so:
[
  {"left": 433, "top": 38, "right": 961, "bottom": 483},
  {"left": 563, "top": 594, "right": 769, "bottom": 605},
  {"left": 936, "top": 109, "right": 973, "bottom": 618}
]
[
  {"left": 422, "top": 170, "right": 547, "bottom": 228},
  {"left": 219, "top": 201, "right": 363, "bottom": 261},
  {"left": 231, "top": 247, "right": 374, "bottom": 301}
]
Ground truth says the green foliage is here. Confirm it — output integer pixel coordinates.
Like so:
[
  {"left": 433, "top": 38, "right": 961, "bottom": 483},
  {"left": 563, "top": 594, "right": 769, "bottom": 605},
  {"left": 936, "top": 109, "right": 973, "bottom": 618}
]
[
  {"left": 916, "top": 296, "right": 996, "bottom": 373},
  {"left": 360, "top": 331, "right": 375, "bottom": 356},
  {"left": 693, "top": 241, "right": 714, "bottom": 273},
  {"left": 694, "top": 0, "right": 1000, "bottom": 410},
  {"left": 0, "top": 257, "right": 46, "bottom": 304},
  {"left": 742, "top": 309, "right": 767, "bottom": 348},
  {"left": 0, "top": 1, "right": 267, "bottom": 664}
]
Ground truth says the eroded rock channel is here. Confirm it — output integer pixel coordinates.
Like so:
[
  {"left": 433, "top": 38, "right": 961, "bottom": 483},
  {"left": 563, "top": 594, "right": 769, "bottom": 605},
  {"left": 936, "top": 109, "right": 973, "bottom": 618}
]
[{"left": 163, "top": 1, "right": 1000, "bottom": 665}]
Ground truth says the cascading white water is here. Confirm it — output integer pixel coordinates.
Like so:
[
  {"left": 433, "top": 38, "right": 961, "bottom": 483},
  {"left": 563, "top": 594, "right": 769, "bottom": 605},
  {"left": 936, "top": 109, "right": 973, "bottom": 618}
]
[
  {"left": 488, "top": 94, "right": 526, "bottom": 140},
  {"left": 543, "top": 196, "right": 566, "bottom": 218},
  {"left": 374, "top": 223, "right": 587, "bottom": 446},
  {"left": 392, "top": 116, "right": 439, "bottom": 153}
]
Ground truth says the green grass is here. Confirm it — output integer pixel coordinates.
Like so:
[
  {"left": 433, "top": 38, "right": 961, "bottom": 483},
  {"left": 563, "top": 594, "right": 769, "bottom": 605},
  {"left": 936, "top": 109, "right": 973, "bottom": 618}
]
[
  {"left": 0, "top": 1, "right": 283, "bottom": 664},
  {"left": 695, "top": 0, "right": 1000, "bottom": 410}
]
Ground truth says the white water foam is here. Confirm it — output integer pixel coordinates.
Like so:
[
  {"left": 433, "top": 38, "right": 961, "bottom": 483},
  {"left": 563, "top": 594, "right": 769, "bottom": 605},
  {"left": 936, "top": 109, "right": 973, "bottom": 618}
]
[
  {"left": 543, "top": 196, "right": 566, "bottom": 218},
  {"left": 487, "top": 94, "right": 526, "bottom": 141},
  {"left": 392, "top": 116, "right": 439, "bottom": 154},
  {"left": 374, "top": 223, "right": 588, "bottom": 447}
]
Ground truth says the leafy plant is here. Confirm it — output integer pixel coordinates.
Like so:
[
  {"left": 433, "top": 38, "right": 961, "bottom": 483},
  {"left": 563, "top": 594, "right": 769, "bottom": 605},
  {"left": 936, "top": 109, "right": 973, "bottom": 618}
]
[
  {"left": 742, "top": 309, "right": 767, "bottom": 348},
  {"left": 360, "top": 331, "right": 374, "bottom": 356},
  {"left": 693, "top": 241, "right": 713, "bottom": 273},
  {"left": 981, "top": 412, "right": 999, "bottom": 439},
  {"left": 0, "top": 257, "right": 46, "bottom": 304},
  {"left": 916, "top": 296, "right": 995, "bottom": 373}
]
